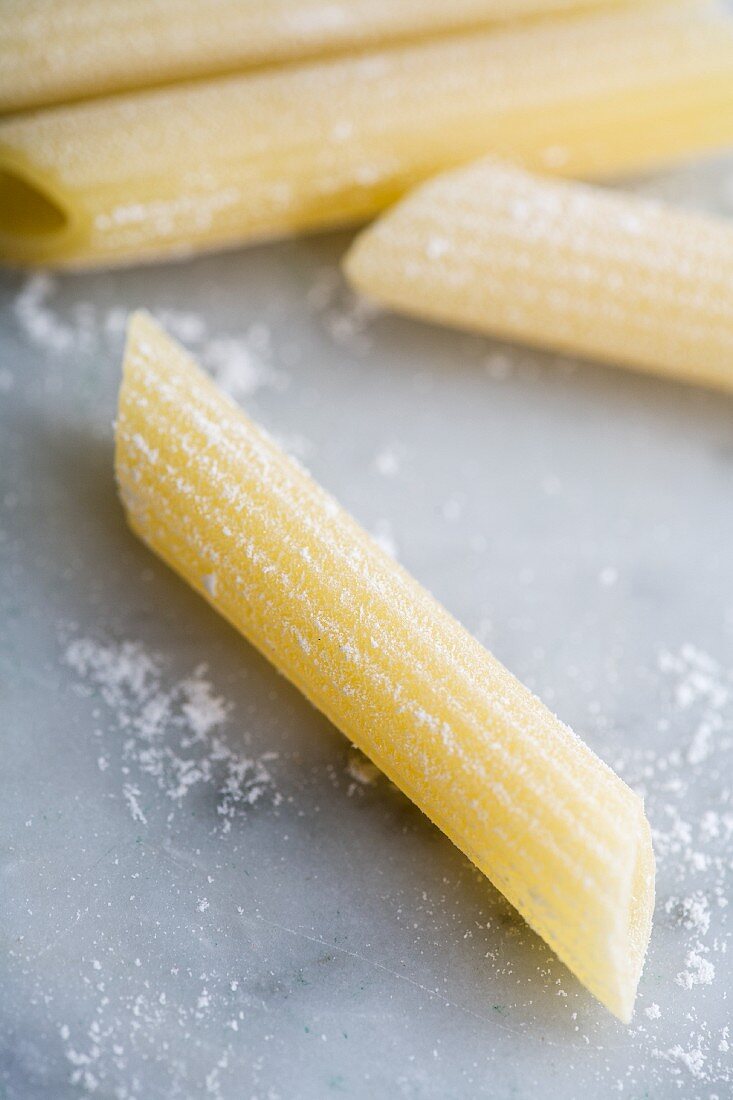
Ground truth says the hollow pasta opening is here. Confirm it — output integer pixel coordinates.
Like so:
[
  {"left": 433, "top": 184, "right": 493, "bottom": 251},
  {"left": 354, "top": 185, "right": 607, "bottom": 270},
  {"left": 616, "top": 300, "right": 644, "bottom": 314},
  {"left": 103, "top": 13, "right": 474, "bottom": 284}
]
[{"left": 0, "top": 167, "right": 69, "bottom": 237}]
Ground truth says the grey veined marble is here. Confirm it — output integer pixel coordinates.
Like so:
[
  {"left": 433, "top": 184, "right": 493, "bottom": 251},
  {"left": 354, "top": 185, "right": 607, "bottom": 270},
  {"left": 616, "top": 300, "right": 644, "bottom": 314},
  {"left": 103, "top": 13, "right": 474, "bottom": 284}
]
[{"left": 1, "top": 154, "right": 732, "bottom": 1100}]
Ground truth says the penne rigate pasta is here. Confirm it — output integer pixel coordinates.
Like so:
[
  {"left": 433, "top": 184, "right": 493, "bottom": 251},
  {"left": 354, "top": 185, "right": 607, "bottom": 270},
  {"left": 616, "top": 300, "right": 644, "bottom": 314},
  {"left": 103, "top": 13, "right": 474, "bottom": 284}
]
[
  {"left": 1, "top": 0, "right": 637, "bottom": 115},
  {"left": 116, "top": 312, "right": 655, "bottom": 1021},
  {"left": 344, "top": 159, "right": 733, "bottom": 391},
  {"left": 3, "top": 2, "right": 733, "bottom": 269}
]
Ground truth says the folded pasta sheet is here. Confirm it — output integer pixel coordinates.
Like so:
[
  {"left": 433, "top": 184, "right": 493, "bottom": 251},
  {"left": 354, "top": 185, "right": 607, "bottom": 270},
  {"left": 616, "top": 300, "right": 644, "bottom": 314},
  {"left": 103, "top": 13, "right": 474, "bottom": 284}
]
[
  {"left": 3, "top": 2, "right": 733, "bottom": 268},
  {"left": 1, "top": 0, "right": 634, "bottom": 114},
  {"left": 116, "top": 312, "right": 655, "bottom": 1021},
  {"left": 345, "top": 160, "right": 733, "bottom": 390}
]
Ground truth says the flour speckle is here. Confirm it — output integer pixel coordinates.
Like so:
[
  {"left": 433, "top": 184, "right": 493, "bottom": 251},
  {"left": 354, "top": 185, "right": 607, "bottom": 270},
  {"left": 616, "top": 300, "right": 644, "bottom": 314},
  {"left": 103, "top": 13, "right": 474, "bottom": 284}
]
[
  {"left": 611, "top": 642, "right": 733, "bottom": 1090},
  {"left": 307, "top": 265, "right": 381, "bottom": 353},
  {"left": 201, "top": 336, "right": 287, "bottom": 403},
  {"left": 373, "top": 445, "right": 401, "bottom": 478},
  {"left": 63, "top": 634, "right": 280, "bottom": 829},
  {"left": 122, "top": 783, "right": 148, "bottom": 825},
  {"left": 13, "top": 273, "right": 77, "bottom": 352},
  {"left": 11, "top": 274, "right": 287, "bottom": 404},
  {"left": 676, "top": 947, "right": 715, "bottom": 989},
  {"left": 666, "top": 891, "right": 711, "bottom": 935}
]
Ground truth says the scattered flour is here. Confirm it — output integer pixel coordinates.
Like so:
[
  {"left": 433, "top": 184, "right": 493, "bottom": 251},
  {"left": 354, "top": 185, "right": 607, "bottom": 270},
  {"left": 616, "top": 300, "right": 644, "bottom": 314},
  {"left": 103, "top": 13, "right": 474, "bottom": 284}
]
[
  {"left": 676, "top": 947, "right": 715, "bottom": 990},
  {"left": 615, "top": 643, "right": 733, "bottom": 1090},
  {"left": 307, "top": 264, "right": 381, "bottom": 354},
  {"left": 64, "top": 634, "right": 280, "bottom": 831},
  {"left": 38, "top": 619, "right": 733, "bottom": 1094},
  {"left": 12, "top": 273, "right": 286, "bottom": 403},
  {"left": 661, "top": 1040, "right": 708, "bottom": 1080},
  {"left": 15, "top": 269, "right": 730, "bottom": 1092},
  {"left": 14, "top": 273, "right": 85, "bottom": 352},
  {"left": 373, "top": 445, "right": 401, "bottom": 478},
  {"left": 122, "top": 783, "right": 148, "bottom": 826},
  {"left": 658, "top": 644, "right": 728, "bottom": 713},
  {"left": 200, "top": 336, "right": 287, "bottom": 403},
  {"left": 665, "top": 891, "right": 711, "bottom": 936}
]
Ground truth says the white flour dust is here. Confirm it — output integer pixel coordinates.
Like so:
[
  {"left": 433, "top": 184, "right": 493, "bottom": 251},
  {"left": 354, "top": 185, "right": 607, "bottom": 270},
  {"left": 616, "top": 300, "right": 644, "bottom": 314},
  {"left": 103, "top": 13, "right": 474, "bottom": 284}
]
[
  {"left": 64, "top": 634, "right": 280, "bottom": 832},
  {"left": 12, "top": 273, "right": 287, "bottom": 403},
  {"left": 613, "top": 643, "right": 733, "bottom": 1090},
  {"left": 306, "top": 264, "right": 381, "bottom": 354}
]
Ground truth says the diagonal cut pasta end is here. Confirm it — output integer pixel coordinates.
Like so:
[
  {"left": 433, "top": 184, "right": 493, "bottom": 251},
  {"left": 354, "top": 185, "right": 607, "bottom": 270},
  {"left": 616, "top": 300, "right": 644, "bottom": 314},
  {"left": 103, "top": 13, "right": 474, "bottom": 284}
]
[{"left": 577, "top": 797, "right": 655, "bottom": 1023}]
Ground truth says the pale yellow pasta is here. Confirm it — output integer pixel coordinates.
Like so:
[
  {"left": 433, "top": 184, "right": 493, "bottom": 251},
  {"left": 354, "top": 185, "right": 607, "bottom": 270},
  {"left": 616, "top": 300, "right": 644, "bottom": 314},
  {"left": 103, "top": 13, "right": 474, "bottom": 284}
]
[
  {"left": 3, "top": 3, "right": 733, "bottom": 269},
  {"left": 345, "top": 159, "right": 733, "bottom": 390},
  {"left": 116, "top": 312, "right": 655, "bottom": 1020},
  {"left": 1, "top": 0, "right": 636, "bottom": 114}
]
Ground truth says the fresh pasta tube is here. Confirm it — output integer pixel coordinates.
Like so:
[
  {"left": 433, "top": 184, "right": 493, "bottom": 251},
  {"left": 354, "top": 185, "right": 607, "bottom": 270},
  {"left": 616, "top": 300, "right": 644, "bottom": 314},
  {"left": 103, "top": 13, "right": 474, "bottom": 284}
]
[
  {"left": 1, "top": 0, "right": 637, "bottom": 115},
  {"left": 345, "top": 159, "right": 733, "bottom": 390},
  {"left": 115, "top": 312, "right": 655, "bottom": 1021},
  {"left": 3, "top": 2, "right": 733, "bottom": 269}
]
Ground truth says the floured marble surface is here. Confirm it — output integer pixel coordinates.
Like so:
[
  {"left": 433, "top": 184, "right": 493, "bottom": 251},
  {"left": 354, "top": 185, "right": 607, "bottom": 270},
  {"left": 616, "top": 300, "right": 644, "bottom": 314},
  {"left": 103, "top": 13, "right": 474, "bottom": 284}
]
[{"left": 1, "top": 154, "right": 732, "bottom": 1099}]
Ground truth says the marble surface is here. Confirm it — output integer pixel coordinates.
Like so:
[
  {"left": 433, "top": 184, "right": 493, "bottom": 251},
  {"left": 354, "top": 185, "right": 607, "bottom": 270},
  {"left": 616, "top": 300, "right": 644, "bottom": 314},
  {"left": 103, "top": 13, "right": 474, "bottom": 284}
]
[{"left": 1, "top": 156, "right": 732, "bottom": 1100}]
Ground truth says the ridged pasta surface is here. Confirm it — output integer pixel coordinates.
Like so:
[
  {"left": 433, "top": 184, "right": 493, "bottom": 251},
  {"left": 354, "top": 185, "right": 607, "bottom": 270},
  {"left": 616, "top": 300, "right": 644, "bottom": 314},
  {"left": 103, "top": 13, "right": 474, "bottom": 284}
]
[
  {"left": 115, "top": 313, "right": 654, "bottom": 1020},
  {"left": 3, "top": 2, "right": 733, "bottom": 267},
  {"left": 1, "top": 0, "right": 634, "bottom": 113},
  {"left": 345, "top": 159, "right": 733, "bottom": 390}
]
